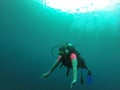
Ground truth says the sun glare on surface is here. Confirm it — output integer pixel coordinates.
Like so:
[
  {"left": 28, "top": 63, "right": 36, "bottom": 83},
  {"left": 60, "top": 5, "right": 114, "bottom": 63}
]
[{"left": 38, "top": 0, "right": 120, "bottom": 13}]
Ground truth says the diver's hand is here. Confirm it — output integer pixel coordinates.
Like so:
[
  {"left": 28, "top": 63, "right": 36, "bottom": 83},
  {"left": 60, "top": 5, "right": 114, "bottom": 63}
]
[
  {"left": 41, "top": 72, "right": 50, "bottom": 79},
  {"left": 71, "top": 80, "right": 76, "bottom": 88}
]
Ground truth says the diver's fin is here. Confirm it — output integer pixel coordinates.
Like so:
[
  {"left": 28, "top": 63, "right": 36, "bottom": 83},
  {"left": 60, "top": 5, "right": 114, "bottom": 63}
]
[
  {"left": 87, "top": 69, "right": 93, "bottom": 84},
  {"left": 87, "top": 75, "right": 93, "bottom": 83}
]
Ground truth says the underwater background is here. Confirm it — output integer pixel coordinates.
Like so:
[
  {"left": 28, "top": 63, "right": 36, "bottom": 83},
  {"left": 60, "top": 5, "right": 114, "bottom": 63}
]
[{"left": 0, "top": 0, "right": 120, "bottom": 90}]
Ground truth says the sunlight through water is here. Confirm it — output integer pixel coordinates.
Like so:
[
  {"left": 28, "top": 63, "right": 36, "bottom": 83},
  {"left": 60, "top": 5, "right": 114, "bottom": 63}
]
[{"left": 38, "top": 0, "right": 120, "bottom": 14}]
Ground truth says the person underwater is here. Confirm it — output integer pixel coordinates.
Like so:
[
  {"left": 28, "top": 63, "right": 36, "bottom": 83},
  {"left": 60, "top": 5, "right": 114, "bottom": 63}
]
[{"left": 41, "top": 43, "right": 93, "bottom": 88}]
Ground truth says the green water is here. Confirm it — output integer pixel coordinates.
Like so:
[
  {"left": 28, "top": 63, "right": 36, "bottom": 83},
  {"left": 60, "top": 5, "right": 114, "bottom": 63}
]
[{"left": 0, "top": 0, "right": 120, "bottom": 90}]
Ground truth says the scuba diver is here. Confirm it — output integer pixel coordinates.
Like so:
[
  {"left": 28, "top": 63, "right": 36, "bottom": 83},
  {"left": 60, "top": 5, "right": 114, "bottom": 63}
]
[{"left": 41, "top": 43, "right": 92, "bottom": 88}]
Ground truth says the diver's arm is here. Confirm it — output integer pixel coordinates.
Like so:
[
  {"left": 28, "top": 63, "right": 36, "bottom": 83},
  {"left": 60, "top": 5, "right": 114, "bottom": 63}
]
[
  {"left": 72, "top": 59, "right": 78, "bottom": 82},
  {"left": 41, "top": 55, "right": 62, "bottom": 78},
  {"left": 71, "top": 59, "right": 78, "bottom": 88},
  {"left": 48, "top": 59, "right": 61, "bottom": 75},
  {"left": 41, "top": 59, "right": 61, "bottom": 78}
]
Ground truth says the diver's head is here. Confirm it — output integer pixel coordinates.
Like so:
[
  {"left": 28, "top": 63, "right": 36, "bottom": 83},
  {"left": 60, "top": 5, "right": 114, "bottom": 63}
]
[
  {"left": 65, "top": 42, "right": 74, "bottom": 49},
  {"left": 58, "top": 43, "right": 74, "bottom": 55},
  {"left": 51, "top": 43, "right": 80, "bottom": 58}
]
